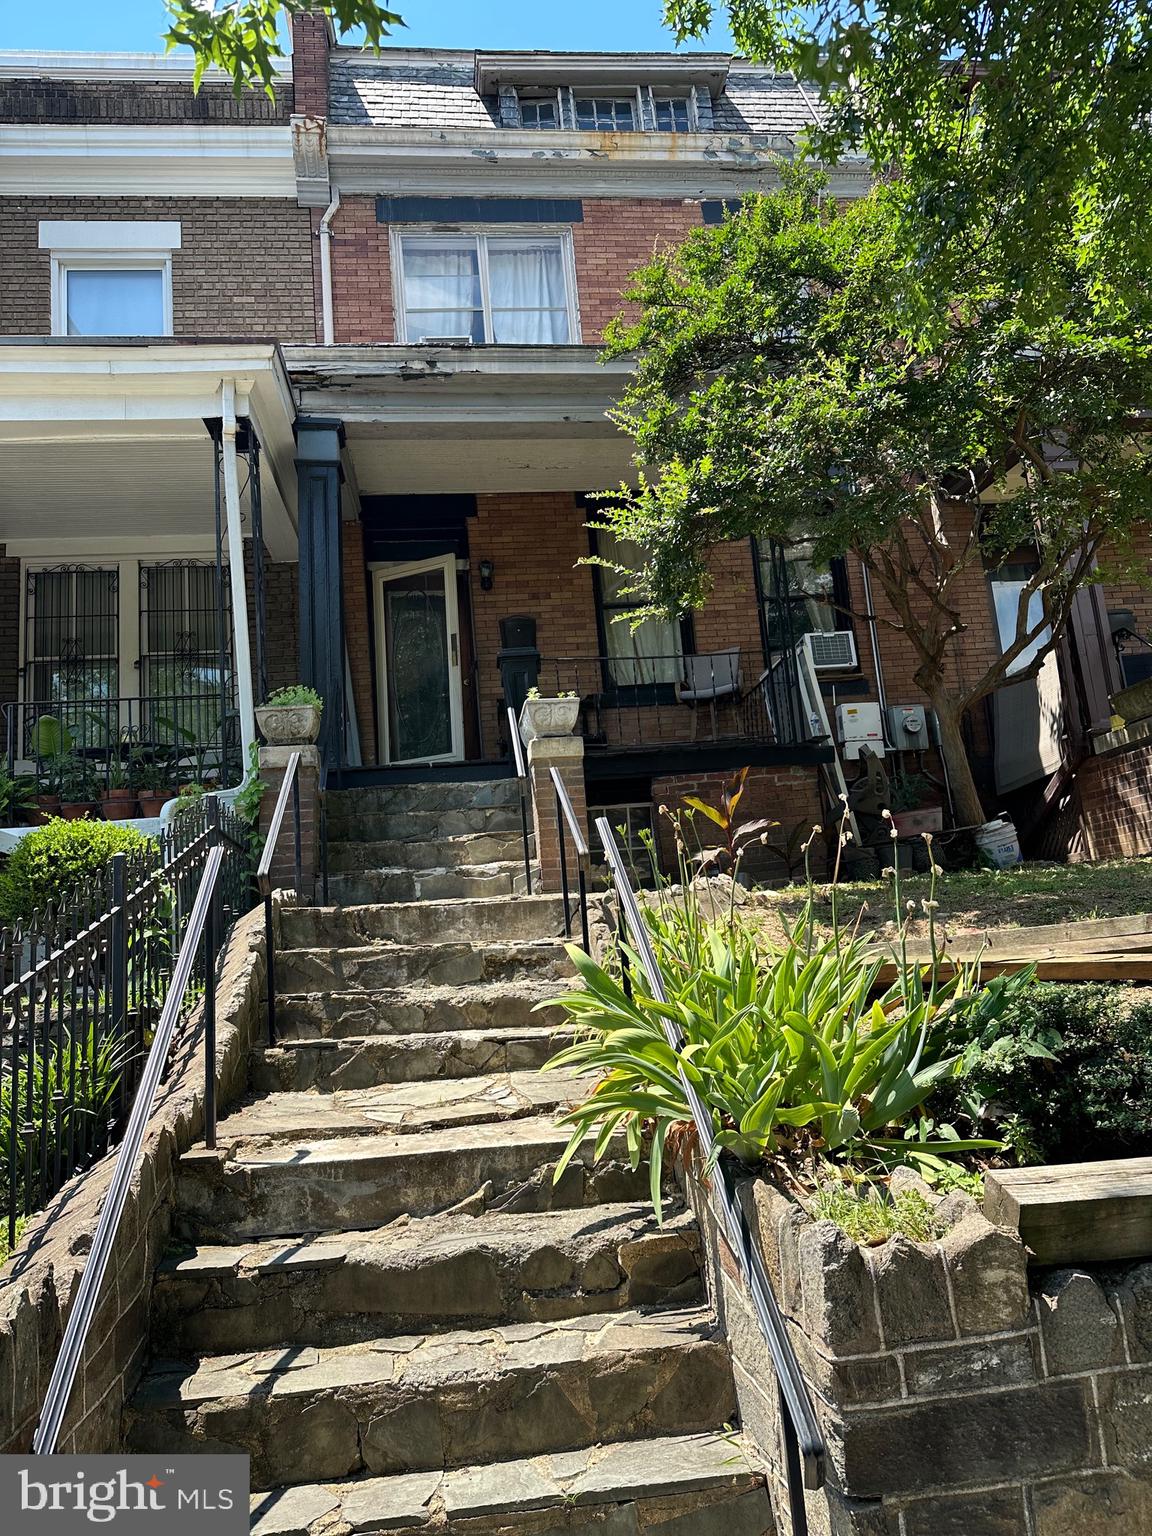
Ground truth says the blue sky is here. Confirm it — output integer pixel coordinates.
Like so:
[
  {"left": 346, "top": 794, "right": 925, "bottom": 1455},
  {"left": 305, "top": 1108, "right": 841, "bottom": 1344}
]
[{"left": 1, "top": 1, "right": 734, "bottom": 55}]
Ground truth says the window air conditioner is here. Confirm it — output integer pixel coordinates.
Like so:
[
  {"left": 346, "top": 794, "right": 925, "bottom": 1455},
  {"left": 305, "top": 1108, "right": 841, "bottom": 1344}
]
[{"left": 801, "top": 630, "right": 858, "bottom": 672}]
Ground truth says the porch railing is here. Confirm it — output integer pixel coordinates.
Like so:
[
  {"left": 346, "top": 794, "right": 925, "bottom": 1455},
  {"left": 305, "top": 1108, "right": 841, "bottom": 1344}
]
[
  {"left": 3, "top": 694, "right": 243, "bottom": 799},
  {"left": 534, "top": 651, "right": 812, "bottom": 752},
  {"left": 507, "top": 705, "right": 535, "bottom": 896},
  {"left": 1, "top": 798, "right": 250, "bottom": 1251}
]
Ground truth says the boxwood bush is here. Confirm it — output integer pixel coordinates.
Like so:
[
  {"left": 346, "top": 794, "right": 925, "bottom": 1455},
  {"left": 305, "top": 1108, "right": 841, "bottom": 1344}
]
[{"left": 0, "top": 818, "right": 152, "bottom": 925}]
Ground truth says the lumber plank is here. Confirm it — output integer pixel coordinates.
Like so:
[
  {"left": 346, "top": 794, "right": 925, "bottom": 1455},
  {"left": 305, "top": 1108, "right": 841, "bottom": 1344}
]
[{"left": 985, "top": 1157, "right": 1152, "bottom": 1265}]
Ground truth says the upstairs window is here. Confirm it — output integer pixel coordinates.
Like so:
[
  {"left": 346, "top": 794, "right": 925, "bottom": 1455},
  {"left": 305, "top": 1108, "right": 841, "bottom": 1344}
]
[
  {"left": 40, "top": 220, "right": 179, "bottom": 337},
  {"left": 516, "top": 87, "right": 698, "bottom": 133},
  {"left": 520, "top": 96, "right": 559, "bottom": 128},
  {"left": 653, "top": 95, "right": 693, "bottom": 131},
  {"left": 396, "top": 232, "right": 576, "bottom": 345},
  {"left": 575, "top": 95, "right": 637, "bottom": 131}
]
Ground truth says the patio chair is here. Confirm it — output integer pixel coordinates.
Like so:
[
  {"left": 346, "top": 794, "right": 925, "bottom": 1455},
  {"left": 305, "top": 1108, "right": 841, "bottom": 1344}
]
[{"left": 676, "top": 648, "right": 742, "bottom": 740}]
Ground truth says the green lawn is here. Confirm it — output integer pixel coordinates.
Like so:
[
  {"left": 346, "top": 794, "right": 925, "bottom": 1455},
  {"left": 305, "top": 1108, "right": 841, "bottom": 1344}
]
[{"left": 748, "top": 859, "right": 1152, "bottom": 944}]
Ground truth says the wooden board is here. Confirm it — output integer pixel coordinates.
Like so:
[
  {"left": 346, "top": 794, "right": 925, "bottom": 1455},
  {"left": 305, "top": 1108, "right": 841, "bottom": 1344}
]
[
  {"left": 985, "top": 1157, "right": 1152, "bottom": 1265},
  {"left": 876, "top": 953, "right": 1152, "bottom": 984}
]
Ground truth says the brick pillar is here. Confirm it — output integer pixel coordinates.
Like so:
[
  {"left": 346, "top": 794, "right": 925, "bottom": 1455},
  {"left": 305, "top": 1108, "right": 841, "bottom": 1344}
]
[
  {"left": 290, "top": 10, "right": 332, "bottom": 117},
  {"left": 258, "top": 745, "right": 319, "bottom": 900},
  {"left": 527, "top": 733, "right": 588, "bottom": 894}
]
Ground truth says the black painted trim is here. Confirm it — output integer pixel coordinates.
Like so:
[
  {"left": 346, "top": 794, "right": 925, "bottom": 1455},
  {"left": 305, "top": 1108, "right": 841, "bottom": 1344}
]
[
  {"left": 378, "top": 196, "right": 584, "bottom": 225},
  {"left": 584, "top": 741, "right": 834, "bottom": 779}
]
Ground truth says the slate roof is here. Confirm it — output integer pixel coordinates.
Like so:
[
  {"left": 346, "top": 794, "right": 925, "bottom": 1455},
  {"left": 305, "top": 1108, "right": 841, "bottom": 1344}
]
[{"left": 329, "top": 51, "right": 821, "bottom": 138}]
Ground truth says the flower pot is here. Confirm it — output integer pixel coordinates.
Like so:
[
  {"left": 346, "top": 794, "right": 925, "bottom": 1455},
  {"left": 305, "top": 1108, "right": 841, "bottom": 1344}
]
[
  {"left": 891, "top": 806, "right": 944, "bottom": 838},
  {"left": 256, "top": 702, "right": 322, "bottom": 746},
  {"left": 137, "top": 792, "right": 171, "bottom": 818},
  {"left": 59, "top": 801, "right": 96, "bottom": 821},
  {"left": 101, "top": 790, "right": 138, "bottom": 821},
  {"left": 519, "top": 696, "right": 581, "bottom": 741},
  {"left": 35, "top": 794, "right": 60, "bottom": 823}
]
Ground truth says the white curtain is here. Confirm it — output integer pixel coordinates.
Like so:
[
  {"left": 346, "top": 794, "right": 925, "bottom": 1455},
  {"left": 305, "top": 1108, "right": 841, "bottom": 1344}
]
[
  {"left": 600, "top": 532, "right": 681, "bottom": 685},
  {"left": 66, "top": 268, "right": 164, "bottom": 336},
  {"left": 489, "top": 243, "right": 570, "bottom": 343},
  {"left": 402, "top": 243, "right": 483, "bottom": 341}
]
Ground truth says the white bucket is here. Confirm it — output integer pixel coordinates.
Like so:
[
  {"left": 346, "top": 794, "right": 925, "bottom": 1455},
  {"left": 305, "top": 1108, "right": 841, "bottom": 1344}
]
[{"left": 975, "top": 817, "right": 1022, "bottom": 869}]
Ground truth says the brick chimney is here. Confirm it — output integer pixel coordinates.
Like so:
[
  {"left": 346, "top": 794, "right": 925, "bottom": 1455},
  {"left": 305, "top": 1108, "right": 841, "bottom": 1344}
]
[{"left": 291, "top": 9, "right": 333, "bottom": 119}]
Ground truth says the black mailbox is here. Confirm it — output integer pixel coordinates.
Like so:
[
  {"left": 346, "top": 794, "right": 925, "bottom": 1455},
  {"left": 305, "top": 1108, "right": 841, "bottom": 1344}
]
[{"left": 497, "top": 615, "right": 540, "bottom": 723}]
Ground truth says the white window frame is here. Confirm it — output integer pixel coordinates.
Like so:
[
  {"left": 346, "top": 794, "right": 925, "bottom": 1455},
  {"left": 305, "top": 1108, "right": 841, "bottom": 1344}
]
[
  {"left": 518, "top": 89, "right": 563, "bottom": 128},
  {"left": 391, "top": 227, "right": 581, "bottom": 346},
  {"left": 38, "top": 220, "right": 180, "bottom": 338}
]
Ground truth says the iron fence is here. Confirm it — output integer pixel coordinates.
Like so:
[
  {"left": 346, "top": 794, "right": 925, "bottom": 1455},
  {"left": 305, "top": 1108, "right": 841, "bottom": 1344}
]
[{"left": 0, "top": 797, "right": 250, "bottom": 1248}]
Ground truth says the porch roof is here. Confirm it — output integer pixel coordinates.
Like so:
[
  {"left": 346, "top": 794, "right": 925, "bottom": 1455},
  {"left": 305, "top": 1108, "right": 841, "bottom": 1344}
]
[
  {"left": 0, "top": 340, "right": 299, "bottom": 558},
  {"left": 285, "top": 342, "right": 637, "bottom": 494}
]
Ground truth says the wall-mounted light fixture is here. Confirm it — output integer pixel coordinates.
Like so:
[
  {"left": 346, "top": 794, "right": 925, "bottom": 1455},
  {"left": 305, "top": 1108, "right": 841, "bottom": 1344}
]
[{"left": 478, "top": 559, "right": 495, "bottom": 591}]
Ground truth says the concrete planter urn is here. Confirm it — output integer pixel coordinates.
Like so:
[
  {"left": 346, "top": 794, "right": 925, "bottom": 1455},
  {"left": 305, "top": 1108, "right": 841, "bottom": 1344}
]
[
  {"left": 519, "top": 696, "right": 580, "bottom": 741},
  {"left": 256, "top": 703, "right": 322, "bottom": 746}
]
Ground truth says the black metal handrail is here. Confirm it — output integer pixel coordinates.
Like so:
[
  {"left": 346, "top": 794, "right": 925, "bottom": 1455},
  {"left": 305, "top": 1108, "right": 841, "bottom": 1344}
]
[
  {"left": 258, "top": 749, "right": 302, "bottom": 1044},
  {"left": 594, "top": 815, "right": 826, "bottom": 1532},
  {"left": 30, "top": 806, "right": 247, "bottom": 1454},
  {"left": 506, "top": 705, "right": 534, "bottom": 896},
  {"left": 549, "top": 766, "right": 590, "bottom": 953}
]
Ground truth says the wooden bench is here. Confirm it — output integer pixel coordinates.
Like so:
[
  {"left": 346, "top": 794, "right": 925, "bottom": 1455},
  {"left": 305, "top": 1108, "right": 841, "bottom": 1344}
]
[{"left": 985, "top": 1156, "right": 1152, "bottom": 1265}]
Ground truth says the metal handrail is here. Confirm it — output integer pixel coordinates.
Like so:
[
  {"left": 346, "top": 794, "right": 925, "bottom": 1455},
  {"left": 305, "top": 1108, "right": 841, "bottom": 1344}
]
[
  {"left": 506, "top": 705, "right": 534, "bottom": 896},
  {"left": 549, "top": 765, "right": 590, "bottom": 953},
  {"left": 32, "top": 842, "right": 227, "bottom": 1455},
  {"left": 258, "top": 749, "right": 302, "bottom": 1043},
  {"left": 595, "top": 815, "right": 826, "bottom": 1531}
]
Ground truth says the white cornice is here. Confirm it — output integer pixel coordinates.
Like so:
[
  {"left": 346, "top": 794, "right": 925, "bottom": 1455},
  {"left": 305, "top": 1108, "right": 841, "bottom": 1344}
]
[
  {"left": 474, "top": 50, "right": 730, "bottom": 94},
  {"left": 0, "top": 124, "right": 296, "bottom": 197},
  {"left": 325, "top": 125, "right": 871, "bottom": 200},
  {"left": 0, "top": 50, "right": 290, "bottom": 82}
]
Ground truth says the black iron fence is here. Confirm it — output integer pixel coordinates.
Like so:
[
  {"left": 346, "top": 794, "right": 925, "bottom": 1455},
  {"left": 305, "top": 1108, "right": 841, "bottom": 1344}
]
[
  {"left": 534, "top": 650, "right": 811, "bottom": 751},
  {"left": 0, "top": 798, "right": 250, "bottom": 1249}
]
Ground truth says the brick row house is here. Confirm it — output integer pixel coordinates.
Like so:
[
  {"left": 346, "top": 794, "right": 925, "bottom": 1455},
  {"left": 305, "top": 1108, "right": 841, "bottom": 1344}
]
[{"left": 0, "top": 18, "right": 1147, "bottom": 872}]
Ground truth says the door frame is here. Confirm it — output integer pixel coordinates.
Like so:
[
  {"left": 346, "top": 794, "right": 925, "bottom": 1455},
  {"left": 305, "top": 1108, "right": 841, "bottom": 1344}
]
[{"left": 371, "top": 554, "right": 465, "bottom": 765}]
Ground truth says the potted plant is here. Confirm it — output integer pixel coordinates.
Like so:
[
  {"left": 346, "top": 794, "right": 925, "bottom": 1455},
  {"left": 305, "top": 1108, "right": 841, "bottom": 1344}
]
[
  {"left": 31, "top": 714, "right": 73, "bottom": 819},
  {"left": 131, "top": 754, "right": 174, "bottom": 819},
  {"left": 0, "top": 767, "right": 36, "bottom": 828},
  {"left": 57, "top": 756, "right": 99, "bottom": 820},
  {"left": 519, "top": 688, "right": 580, "bottom": 741},
  {"left": 100, "top": 757, "right": 137, "bottom": 820},
  {"left": 256, "top": 685, "right": 323, "bottom": 746},
  {"left": 888, "top": 771, "right": 945, "bottom": 837}
]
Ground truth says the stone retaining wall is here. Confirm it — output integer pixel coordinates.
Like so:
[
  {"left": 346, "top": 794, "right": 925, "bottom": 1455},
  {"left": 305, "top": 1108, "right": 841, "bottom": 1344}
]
[
  {"left": 692, "top": 1170, "right": 1152, "bottom": 1534},
  {"left": 0, "top": 906, "right": 266, "bottom": 1453}
]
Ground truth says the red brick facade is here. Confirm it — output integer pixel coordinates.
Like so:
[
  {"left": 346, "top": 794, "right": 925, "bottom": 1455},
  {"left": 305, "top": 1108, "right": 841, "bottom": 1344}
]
[
  {"left": 0, "top": 197, "right": 316, "bottom": 340},
  {"left": 652, "top": 766, "right": 825, "bottom": 882}
]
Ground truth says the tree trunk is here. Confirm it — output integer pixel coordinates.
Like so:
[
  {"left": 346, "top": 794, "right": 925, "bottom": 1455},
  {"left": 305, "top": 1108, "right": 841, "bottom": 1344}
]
[{"left": 931, "top": 696, "right": 987, "bottom": 828}]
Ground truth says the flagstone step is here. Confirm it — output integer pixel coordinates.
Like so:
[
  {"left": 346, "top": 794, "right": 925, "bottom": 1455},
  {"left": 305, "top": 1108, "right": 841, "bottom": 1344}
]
[
  {"left": 276, "top": 938, "right": 572, "bottom": 993},
  {"left": 125, "top": 1307, "right": 736, "bottom": 1492},
  {"left": 326, "top": 779, "right": 522, "bottom": 819},
  {"left": 206, "top": 1069, "right": 590, "bottom": 1147},
  {"left": 175, "top": 1115, "right": 648, "bottom": 1241},
  {"left": 324, "top": 803, "right": 525, "bottom": 844},
  {"left": 152, "top": 1204, "right": 703, "bottom": 1353},
  {"left": 252, "top": 1024, "right": 575, "bottom": 1091},
  {"left": 327, "top": 862, "right": 533, "bottom": 905},
  {"left": 278, "top": 895, "right": 566, "bottom": 949},
  {"left": 246, "top": 1433, "right": 773, "bottom": 1536},
  {"left": 271, "top": 979, "right": 570, "bottom": 1042},
  {"left": 329, "top": 831, "right": 529, "bottom": 872}
]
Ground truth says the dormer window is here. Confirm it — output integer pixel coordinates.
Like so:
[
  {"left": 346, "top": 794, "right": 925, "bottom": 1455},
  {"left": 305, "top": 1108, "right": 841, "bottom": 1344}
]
[
  {"left": 574, "top": 95, "right": 637, "bottom": 132},
  {"left": 514, "top": 86, "right": 701, "bottom": 133},
  {"left": 520, "top": 96, "right": 558, "bottom": 129},
  {"left": 653, "top": 95, "right": 693, "bottom": 131}
]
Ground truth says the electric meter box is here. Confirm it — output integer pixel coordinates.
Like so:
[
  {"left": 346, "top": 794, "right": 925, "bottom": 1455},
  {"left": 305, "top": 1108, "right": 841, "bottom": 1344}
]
[
  {"left": 835, "top": 702, "right": 886, "bottom": 759},
  {"left": 887, "top": 704, "right": 929, "bottom": 752}
]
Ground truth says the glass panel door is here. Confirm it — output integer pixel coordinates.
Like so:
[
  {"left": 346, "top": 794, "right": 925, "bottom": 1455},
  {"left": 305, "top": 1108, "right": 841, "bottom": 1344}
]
[{"left": 376, "top": 556, "right": 463, "bottom": 764}]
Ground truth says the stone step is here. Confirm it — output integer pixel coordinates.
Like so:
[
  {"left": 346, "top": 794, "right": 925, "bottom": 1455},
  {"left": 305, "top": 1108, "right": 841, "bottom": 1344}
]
[
  {"left": 207, "top": 1069, "right": 591, "bottom": 1147},
  {"left": 329, "top": 831, "right": 529, "bottom": 873},
  {"left": 327, "top": 863, "right": 533, "bottom": 906},
  {"left": 175, "top": 1115, "right": 647, "bottom": 1241},
  {"left": 325, "top": 804, "right": 525, "bottom": 844},
  {"left": 327, "top": 779, "right": 522, "bottom": 818},
  {"left": 272, "top": 979, "right": 570, "bottom": 1042},
  {"left": 152, "top": 1204, "right": 703, "bottom": 1353},
  {"left": 252, "top": 1025, "right": 575, "bottom": 1091},
  {"left": 125, "top": 1306, "right": 736, "bottom": 1492},
  {"left": 247, "top": 1434, "right": 772, "bottom": 1536},
  {"left": 276, "top": 939, "right": 572, "bottom": 994},
  {"left": 279, "top": 895, "right": 566, "bottom": 949}
]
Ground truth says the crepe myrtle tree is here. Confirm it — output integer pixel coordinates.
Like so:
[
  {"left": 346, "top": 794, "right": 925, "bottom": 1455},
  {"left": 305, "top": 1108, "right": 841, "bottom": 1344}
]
[{"left": 598, "top": 168, "right": 1152, "bottom": 828}]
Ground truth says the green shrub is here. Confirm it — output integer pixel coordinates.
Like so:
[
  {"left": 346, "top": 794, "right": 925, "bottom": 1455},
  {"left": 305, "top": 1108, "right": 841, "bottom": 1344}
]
[
  {"left": 0, "top": 818, "right": 152, "bottom": 924},
  {"left": 944, "top": 982, "right": 1152, "bottom": 1164},
  {"left": 264, "top": 685, "right": 323, "bottom": 712}
]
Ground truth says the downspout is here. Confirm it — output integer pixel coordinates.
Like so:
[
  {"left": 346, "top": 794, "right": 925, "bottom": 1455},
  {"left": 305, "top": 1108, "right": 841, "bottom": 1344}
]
[
  {"left": 221, "top": 379, "right": 257, "bottom": 772},
  {"left": 319, "top": 190, "right": 340, "bottom": 346},
  {"left": 858, "top": 557, "right": 890, "bottom": 734}
]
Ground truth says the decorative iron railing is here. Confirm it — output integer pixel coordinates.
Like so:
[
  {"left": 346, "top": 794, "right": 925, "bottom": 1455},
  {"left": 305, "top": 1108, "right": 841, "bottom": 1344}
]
[
  {"left": 0, "top": 798, "right": 251, "bottom": 1252},
  {"left": 506, "top": 704, "right": 535, "bottom": 896}
]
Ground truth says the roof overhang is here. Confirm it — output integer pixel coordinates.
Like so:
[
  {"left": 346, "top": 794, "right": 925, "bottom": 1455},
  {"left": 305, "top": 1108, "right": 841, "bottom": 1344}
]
[
  {"left": 474, "top": 51, "right": 731, "bottom": 95},
  {"left": 0, "top": 341, "right": 299, "bottom": 557},
  {"left": 0, "top": 124, "right": 296, "bottom": 197},
  {"left": 0, "top": 49, "right": 290, "bottom": 83}
]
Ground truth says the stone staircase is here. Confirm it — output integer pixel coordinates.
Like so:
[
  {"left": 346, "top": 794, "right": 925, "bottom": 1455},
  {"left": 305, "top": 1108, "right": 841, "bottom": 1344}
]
[{"left": 125, "top": 778, "right": 775, "bottom": 1535}]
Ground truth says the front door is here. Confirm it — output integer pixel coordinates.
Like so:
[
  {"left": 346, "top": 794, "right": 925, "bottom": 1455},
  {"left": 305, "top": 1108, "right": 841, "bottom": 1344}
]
[{"left": 373, "top": 555, "right": 464, "bottom": 764}]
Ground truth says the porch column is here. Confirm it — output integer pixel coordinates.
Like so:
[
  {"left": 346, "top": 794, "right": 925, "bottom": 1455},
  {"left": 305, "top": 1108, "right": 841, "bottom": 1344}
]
[
  {"left": 220, "top": 380, "right": 257, "bottom": 765},
  {"left": 526, "top": 732, "right": 588, "bottom": 894},
  {"left": 295, "top": 417, "right": 347, "bottom": 765}
]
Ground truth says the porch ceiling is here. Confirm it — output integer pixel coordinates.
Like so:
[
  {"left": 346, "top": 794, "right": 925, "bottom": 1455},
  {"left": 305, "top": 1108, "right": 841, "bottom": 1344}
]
[{"left": 343, "top": 421, "right": 636, "bottom": 495}]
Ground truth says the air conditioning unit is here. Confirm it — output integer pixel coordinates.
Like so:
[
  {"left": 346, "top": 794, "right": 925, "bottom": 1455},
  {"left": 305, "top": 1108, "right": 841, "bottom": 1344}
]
[
  {"left": 801, "top": 630, "right": 858, "bottom": 672},
  {"left": 418, "top": 334, "right": 474, "bottom": 345}
]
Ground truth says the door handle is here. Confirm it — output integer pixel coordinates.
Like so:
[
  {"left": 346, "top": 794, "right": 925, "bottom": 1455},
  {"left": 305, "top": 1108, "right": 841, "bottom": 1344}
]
[{"left": 450, "top": 632, "right": 459, "bottom": 667}]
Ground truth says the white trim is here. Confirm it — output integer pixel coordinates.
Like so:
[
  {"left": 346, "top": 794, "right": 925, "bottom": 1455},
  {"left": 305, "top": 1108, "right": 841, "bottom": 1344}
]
[
  {"left": 0, "top": 49, "right": 290, "bottom": 82},
  {"left": 473, "top": 51, "right": 730, "bottom": 94},
  {"left": 391, "top": 227, "right": 581, "bottom": 347},
  {"left": 372, "top": 554, "right": 464, "bottom": 765},
  {"left": 0, "top": 124, "right": 296, "bottom": 197},
  {"left": 48, "top": 253, "right": 174, "bottom": 339},
  {"left": 39, "top": 220, "right": 182, "bottom": 252}
]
